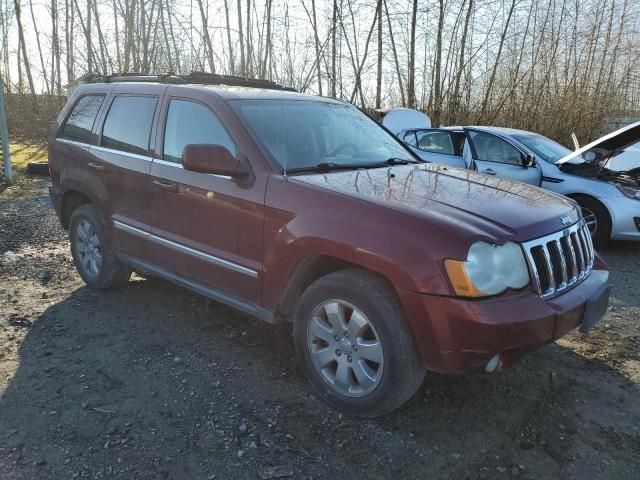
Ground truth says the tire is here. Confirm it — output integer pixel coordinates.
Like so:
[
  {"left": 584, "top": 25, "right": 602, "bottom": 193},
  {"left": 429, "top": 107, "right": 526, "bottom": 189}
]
[
  {"left": 69, "top": 204, "right": 131, "bottom": 289},
  {"left": 293, "top": 269, "right": 426, "bottom": 417},
  {"left": 574, "top": 196, "right": 611, "bottom": 248}
]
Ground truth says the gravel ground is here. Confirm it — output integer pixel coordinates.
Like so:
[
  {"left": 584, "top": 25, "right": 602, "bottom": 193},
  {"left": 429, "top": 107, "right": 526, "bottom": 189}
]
[{"left": 1, "top": 176, "right": 639, "bottom": 480}]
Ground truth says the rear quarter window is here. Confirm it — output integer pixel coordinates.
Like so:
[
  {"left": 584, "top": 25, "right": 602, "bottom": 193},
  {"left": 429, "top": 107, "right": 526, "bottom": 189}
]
[
  {"left": 102, "top": 96, "right": 158, "bottom": 156},
  {"left": 59, "top": 95, "right": 105, "bottom": 144}
]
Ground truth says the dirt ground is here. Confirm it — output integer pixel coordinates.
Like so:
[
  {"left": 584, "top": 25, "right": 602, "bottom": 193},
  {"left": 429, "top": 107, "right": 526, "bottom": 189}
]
[{"left": 1, "top": 175, "right": 639, "bottom": 480}]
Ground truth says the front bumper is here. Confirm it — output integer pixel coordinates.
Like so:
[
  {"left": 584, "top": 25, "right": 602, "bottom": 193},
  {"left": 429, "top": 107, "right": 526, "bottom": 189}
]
[{"left": 398, "top": 269, "right": 610, "bottom": 374}]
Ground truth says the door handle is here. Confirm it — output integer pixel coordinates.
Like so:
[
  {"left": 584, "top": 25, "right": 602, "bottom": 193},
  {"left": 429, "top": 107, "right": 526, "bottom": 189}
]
[
  {"left": 153, "top": 179, "right": 179, "bottom": 193},
  {"left": 482, "top": 168, "right": 496, "bottom": 175},
  {"left": 88, "top": 162, "right": 105, "bottom": 172}
]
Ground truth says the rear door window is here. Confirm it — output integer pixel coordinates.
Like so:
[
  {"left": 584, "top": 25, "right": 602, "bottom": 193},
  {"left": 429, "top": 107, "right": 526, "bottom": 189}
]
[
  {"left": 163, "top": 99, "right": 236, "bottom": 163},
  {"left": 60, "top": 95, "right": 105, "bottom": 143},
  {"left": 415, "top": 130, "right": 455, "bottom": 155},
  {"left": 102, "top": 96, "right": 158, "bottom": 156}
]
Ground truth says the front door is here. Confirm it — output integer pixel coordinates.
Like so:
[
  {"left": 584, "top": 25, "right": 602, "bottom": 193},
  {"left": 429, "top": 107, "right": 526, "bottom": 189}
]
[
  {"left": 465, "top": 129, "right": 542, "bottom": 186},
  {"left": 149, "top": 94, "right": 264, "bottom": 305}
]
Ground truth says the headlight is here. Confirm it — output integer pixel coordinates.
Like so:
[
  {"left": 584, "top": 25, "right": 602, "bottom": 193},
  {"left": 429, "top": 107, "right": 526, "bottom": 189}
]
[
  {"left": 616, "top": 185, "right": 640, "bottom": 200},
  {"left": 444, "top": 241, "right": 530, "bottom": 297}
]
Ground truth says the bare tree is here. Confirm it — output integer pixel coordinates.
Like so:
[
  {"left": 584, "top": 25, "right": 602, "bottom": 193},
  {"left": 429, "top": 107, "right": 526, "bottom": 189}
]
[
  {"left": 14, "top": 0, "right": 35, "bottom": 93},
  {"left": 407, "top": 0, "right": 418, "bottom": 109}
]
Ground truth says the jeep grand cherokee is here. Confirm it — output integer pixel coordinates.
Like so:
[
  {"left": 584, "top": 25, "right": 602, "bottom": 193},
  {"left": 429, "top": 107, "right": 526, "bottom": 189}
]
[{"left": 48, "top": 73, "right": 610, "bottom": 417}]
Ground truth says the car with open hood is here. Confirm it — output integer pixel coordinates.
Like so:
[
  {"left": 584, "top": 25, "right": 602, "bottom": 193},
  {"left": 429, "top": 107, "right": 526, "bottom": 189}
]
[
  {"left": 48, "top": 74, "right": 610, "bottom": 417},
  {"left": 383, "top": 109, "right": 640, "bottom": 245}
]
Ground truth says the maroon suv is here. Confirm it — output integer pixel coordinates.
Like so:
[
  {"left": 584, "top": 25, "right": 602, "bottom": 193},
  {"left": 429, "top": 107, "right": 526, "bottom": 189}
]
[{"left": 48, "top": 73, "right": 610, "bottom": 417}]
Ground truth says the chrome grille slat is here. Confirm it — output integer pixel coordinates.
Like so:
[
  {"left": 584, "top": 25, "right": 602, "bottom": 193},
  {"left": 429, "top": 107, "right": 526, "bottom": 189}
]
[
  {"left": 563, "top": 235, "right": 578, "bottom": 283},
  {"left": 572, "top": 232, "right": 585, "bottom": 275},
  {"left": 577, "top": 228, "right": 590, "bottom": 267},
  {"left": 522, "top": 221, "right": 595, "bottom": 299},
  {"left": 582, "top": 224, "right": 595, "bottom": 266},
  {"left": 540, "top": 244, "right": 556, "bottom": 295},
  {"left": 549, "top": 240, "right": 568, "bottom": 288}
]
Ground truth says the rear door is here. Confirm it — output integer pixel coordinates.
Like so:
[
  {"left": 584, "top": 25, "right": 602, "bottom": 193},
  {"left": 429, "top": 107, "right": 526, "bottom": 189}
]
[
  {"left": 465, "top": 128, "right": 542, "bottom": 185},
  {"left": 90, "top": 85, "right": 163, "bottom": 261},
  {"left": 53, "top": 93, "right": 108, "bottom": 209},
  {"left": 148, "top": 89, "right": 265, "bottom": 305}
]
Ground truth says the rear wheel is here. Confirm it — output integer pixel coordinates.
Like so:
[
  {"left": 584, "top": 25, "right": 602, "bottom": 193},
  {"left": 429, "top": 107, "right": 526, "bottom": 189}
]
[
  {"left": 574, "top": 196, "right": 611, "bottom": 247},
  {"left": 69, "top": 204, "right": 131, "bottom": 289},
  {"left": 293, "top": 269, "right": 425, "bottom": 417}
]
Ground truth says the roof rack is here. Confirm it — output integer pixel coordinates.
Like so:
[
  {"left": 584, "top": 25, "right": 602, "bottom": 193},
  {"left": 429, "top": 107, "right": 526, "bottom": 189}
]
[{"left": 83, "top": 72, "right": 297, "bottom": 92}]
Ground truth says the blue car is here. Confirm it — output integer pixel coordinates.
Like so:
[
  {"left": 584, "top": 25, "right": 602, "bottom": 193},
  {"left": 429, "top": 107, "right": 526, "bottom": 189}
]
[{"left": 382, "top": 109, "right": 640, "bottom": 245}]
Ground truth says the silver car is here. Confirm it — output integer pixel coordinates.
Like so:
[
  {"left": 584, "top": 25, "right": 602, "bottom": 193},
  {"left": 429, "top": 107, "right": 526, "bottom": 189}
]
[{"left": 383, "top": 110, "right": 640, "bottom": 245}]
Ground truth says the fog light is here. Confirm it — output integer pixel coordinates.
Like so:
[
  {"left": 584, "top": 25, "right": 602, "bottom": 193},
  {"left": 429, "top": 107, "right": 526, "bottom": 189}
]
[
  {"left": 634, "top": 217, "right": 640, "bottom": 232},
  {"left": 485, "top": 354, "right": 501, "bottom": 373}
]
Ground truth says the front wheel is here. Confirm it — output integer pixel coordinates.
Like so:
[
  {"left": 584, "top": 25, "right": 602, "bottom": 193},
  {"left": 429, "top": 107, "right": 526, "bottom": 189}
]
[{"left": 293, "top": 269, "right": 425, "bottom": 417}]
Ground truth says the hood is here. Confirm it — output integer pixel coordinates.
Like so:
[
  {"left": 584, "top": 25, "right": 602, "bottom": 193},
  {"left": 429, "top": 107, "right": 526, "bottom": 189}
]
[
  {"left": 381, "top": 108, "right": 431, "bottom": 135},
  {"left": 556, "top": 121, "right": 640, "bottom": 165},
  {"left": 292, "top": 163, "right": 579, "bottom": 242}
]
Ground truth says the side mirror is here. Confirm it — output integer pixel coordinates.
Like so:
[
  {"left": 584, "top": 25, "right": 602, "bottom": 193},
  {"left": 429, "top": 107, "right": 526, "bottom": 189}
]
[
  {"left": 523, "top": 154, "right": 536, "bottom": 168},
  {"left": 182, "top": 144, "right": 250, "bottom": 179}
]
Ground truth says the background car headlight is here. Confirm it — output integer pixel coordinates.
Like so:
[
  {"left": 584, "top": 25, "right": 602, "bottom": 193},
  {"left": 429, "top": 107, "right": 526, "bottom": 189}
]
[
  {"left": 616, "top": 184, "right": 640, "bottom": 200},
  {"left": 445, "top": 241, "right": 530, "bottom": 297}
]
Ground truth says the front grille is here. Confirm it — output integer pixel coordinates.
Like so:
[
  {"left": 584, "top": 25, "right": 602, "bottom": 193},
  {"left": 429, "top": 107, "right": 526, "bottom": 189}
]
[{"left": 522, "top": 221, "right": 595, "bottom": 298}]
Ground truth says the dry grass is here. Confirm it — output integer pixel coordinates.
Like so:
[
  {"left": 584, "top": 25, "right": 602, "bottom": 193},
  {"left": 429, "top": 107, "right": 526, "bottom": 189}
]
[{"left": 7, "top": 143, "right": 47, "bottom": 171}]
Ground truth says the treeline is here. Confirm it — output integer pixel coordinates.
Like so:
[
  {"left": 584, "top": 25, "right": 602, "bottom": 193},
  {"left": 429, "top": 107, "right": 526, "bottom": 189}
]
[{"left": 1, "top": 0, "right": 639, "bottom": 144}]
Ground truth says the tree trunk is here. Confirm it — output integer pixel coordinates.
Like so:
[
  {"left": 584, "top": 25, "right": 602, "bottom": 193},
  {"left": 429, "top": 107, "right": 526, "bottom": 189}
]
[
  {"left": 407, "top": 0, "right": 418, "bottom": 109},
  {"left": 14, "top": 0, "right": 35, "bottom": 94},
  {"left": 311, "top": 0, "right": 322, "bottom": 95},
  {"left": 262, "top": 0, "right": 272, "bottom": 78},
  {"left": 224, "top": 0, "right": 235, "bottom": 74},
  {"left": 449, "top": 0, "right": 473, "bottom": 122},
  {"left": 331, "top": 0, "right": 338, "bottom": 98},
  {"left": 479, "top": 0, "right": 516, "bottom": 117},
  {"left": 375, "top": 0, "right": 382, "bottom": 108},
  {"left": 245, "top": 0, "right": 251, "bottom": 75},
  {"left": 431, "top": 0, "right": 444, "bottom": 125},
  {"left": 29, "top": 0, "right": 51, "bottom": 93},
  {"left": 196, "top": 0, "right": 216, "bottom": 73},
  {"left": 237, "top": 0, "right": 245, "bottom": 75},
  {"left": 384, "top": 0, "right": 405, "bottom": 106}
]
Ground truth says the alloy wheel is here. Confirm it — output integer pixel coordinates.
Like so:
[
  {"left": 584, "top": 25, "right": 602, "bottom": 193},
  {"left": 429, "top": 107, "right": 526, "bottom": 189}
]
[
  {"left": 75, "top": 219, "right": 103, "bottom": 277},
  {"left": 306, "top": 300, "right": 384, "bottom": 397}
]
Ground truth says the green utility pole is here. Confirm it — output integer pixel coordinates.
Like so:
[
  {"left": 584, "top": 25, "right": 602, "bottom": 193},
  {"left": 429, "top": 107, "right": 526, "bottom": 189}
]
[{"left": 0, "top": 75, "right": 12, "bottom": 184}]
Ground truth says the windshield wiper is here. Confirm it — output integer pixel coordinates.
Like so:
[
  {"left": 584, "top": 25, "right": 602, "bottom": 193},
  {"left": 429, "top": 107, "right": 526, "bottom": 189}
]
[
  {"left": 285, "top": 158, "right": 420, "bottom": 174},
  {"left": 285, "top": 162, "right": 364, "bottom": 174}
]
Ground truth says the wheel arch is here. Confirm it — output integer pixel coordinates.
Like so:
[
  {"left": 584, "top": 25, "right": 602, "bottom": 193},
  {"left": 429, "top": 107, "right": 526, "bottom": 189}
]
[
  {"left": 566, "top": 193, "right": 613, "bottom": 240},
  {"left": 61, "top": 189, "right": 92, "bottom": 229},
  {"left": 275, "top": 254, "right": 399, "bottom": 323},
  {"left": 566, "top": 193, "right": 612, "bottom": 221}
]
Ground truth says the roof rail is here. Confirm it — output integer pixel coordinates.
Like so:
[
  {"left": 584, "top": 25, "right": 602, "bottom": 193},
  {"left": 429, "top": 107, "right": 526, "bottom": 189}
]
[{"left": 83, "top": 72, "right": 297, "bottom": 91}]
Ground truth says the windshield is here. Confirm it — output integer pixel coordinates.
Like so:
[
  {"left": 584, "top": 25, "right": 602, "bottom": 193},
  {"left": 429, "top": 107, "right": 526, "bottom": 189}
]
[
  {"left": 511, "top": 133, "right": 577, "bottom": 164},
  {"left": 230, "top": 99, "right": 416, "bottom": 172}
]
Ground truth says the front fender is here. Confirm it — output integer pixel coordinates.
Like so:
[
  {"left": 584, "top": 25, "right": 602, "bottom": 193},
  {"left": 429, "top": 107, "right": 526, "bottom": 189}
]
[{"left": 260, "top": 176, "right": 461, "bottom": 312}]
